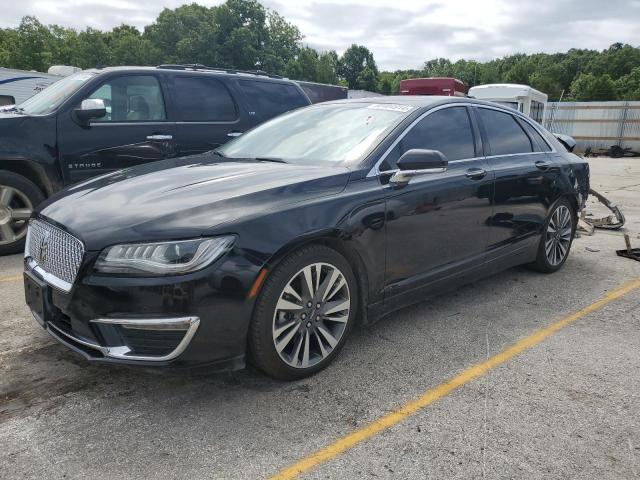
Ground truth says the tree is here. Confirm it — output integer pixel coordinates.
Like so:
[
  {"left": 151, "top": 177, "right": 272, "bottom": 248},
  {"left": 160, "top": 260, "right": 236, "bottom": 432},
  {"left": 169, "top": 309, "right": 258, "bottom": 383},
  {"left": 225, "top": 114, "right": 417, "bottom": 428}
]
[
  {"left": 143, "top": 4, "right": 214, "bottom": 64},
  {"left": 339, "top": 44, "right": 378, "bottom": 89},
  {"left": 615, "top": 66, "right": 640, "bottom": 100},
  {"left": 316, "top": 51, "right": 339, "bottom": 84},
  {"left": 260, "top": 11, "right": 301, "bottom": 74},
  {"left": 570, "top": 73, "right": 617, "bottom": 101},
  {"left": 283, "top": 47, "right": 318, "bottom": 81}
]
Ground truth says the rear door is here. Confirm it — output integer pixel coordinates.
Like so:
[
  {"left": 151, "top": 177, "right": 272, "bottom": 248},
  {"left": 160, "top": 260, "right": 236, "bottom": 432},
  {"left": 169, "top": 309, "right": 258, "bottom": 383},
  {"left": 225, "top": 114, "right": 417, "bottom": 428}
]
[
  {"left": 168, "top": 75, "right": 244, "bottom": 156},
  {"left": 476, "top": 107, "right": 558, "bottom": 251},
  {"left": 58, "top": 73, "right": 175, "bottom": 183}
]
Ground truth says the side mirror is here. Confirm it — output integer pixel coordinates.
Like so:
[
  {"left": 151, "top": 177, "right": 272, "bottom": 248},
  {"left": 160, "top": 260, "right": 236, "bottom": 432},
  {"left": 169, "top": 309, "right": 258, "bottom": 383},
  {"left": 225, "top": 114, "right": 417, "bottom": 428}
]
[
  {"left": 74, "top": 98, "right": 106, "bottom": 124},
  {"left": 553, "top": 133, "right": 576, "bottom": 153},
  {"left": 390, "top": 149, "right": 448, "bottom": 186}
]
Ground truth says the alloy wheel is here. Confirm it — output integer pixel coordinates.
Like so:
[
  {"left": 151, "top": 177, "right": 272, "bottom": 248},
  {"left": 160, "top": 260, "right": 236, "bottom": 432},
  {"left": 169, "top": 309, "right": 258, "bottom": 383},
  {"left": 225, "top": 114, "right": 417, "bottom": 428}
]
[
  {"left": 272, "top": 262, "right": 351, "bottom": 369},
  {"left": 544, "top": 205, "right": 572, "bottom": 266},
  {"left": 0, "top": 185, "right": 33, "bottom": 246}
]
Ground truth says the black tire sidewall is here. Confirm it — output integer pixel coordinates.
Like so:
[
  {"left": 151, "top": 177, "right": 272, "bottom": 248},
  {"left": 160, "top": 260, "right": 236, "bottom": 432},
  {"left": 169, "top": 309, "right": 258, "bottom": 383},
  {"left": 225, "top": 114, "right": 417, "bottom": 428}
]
[
  {"left": 0, "top": 170, "right": 44, "bottom": 255},
  {"left": 248, "top": 245, "right": 358, "bottom": 380}
]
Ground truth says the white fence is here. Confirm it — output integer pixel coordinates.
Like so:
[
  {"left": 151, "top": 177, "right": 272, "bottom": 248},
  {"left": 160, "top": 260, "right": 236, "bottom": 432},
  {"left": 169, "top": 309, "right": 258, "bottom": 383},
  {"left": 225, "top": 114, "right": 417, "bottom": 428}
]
[{"left": 543, "top": 101, "right": 640, "bottom": 153}]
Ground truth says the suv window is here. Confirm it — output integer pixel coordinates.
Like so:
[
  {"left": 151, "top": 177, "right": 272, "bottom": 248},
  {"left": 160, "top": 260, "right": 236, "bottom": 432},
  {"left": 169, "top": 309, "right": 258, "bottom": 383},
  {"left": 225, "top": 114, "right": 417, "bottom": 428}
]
[
  {"left": 238, "top": 80, "right": 308, "bottom": 120},
  {"left": 382, "top": 106, "right": 475, "bottom": 170},
  {"left": 173, "top": 77, "right": 237, "bottom": 122},
  {"left": 87, "top": 75, "right": 166, "bottom": 122},
  {"left": 518, "top": 118, "right": 552, "bottom": 152},
  {"left": 478, "top": 108, "right": 532, "bottom": 155}
]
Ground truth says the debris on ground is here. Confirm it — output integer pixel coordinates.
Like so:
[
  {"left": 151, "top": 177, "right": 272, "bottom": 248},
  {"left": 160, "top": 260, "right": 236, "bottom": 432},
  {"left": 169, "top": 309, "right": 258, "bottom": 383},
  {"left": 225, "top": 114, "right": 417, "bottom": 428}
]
[
  {"left": 585, "top": 247, "right": 600, "bottom": 252},
  {"left": 578, "top": 188, "right": 625, "bottom": 234},
  {"left": 616, "top": 233, "right": 640, "bottom": 262}
]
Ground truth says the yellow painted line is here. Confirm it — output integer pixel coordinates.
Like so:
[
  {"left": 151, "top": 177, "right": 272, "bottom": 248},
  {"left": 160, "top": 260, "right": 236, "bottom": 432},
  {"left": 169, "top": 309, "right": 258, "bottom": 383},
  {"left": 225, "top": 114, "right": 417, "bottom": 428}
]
[
  {"left": 0, "top": 274, "right": 22, "bottom": 283},
  {"left": 270, "top": 278, "right": 640, "bottom": 480}
]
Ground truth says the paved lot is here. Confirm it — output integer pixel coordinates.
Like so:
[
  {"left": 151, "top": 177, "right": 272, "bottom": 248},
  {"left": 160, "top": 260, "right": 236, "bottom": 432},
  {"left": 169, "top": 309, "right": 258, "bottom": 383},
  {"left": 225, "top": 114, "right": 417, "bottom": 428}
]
[{"left": 1, "top": 158, "right": 639, "bottom": 479}]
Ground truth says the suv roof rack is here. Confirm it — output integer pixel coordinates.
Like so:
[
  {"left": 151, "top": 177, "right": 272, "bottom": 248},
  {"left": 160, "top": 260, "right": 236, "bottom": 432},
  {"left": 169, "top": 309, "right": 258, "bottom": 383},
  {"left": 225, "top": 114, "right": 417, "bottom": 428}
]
[{"left": 156, "top": 64, "right": 283, "bottom": 79}]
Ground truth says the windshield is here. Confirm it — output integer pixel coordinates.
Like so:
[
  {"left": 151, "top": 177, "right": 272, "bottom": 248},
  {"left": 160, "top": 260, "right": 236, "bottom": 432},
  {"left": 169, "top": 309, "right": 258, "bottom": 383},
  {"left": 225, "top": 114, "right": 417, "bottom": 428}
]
[
  {"left": 19, "top": 71, "right": 97, "bottom": 115},
  {"left": 217, "top": 103, "right": 414, "bottom": 166}
]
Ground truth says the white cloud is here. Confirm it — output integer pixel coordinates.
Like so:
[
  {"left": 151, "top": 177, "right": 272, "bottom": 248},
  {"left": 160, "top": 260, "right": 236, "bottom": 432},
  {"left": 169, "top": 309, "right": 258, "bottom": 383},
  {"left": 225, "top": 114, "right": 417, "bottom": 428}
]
[{"left": 2, "top": 0, "right": 639, "bottom": 70}]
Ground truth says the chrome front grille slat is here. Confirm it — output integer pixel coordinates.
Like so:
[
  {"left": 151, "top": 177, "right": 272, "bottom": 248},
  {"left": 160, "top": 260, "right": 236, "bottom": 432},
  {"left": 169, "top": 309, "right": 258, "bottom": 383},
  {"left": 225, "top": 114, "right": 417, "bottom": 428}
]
[{"left": 25, "top": 220, "right": 84, "bottom": 291}]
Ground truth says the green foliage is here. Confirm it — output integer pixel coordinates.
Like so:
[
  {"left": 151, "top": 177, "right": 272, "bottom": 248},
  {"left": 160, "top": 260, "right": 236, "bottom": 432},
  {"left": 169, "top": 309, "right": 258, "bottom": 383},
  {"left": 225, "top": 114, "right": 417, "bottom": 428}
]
[
  {"left": 0, "top": 1, "right": 638, "bottom": 102},
  {"left": 615, "top": 66, "right": 640, "bottom": 100},
  {"left": 570, "top": 73, "right": 617, "bottom": 101},
  {"left": 339, "top": 44, "right": 378, "bottom": 89}
]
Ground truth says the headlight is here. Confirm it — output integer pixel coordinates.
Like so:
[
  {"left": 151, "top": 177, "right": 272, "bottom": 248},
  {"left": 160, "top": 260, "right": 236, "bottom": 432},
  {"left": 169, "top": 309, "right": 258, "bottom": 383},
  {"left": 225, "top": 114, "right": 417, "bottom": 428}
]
[{"left": 95, "top": 236, "right": 235, "bottom": 275}]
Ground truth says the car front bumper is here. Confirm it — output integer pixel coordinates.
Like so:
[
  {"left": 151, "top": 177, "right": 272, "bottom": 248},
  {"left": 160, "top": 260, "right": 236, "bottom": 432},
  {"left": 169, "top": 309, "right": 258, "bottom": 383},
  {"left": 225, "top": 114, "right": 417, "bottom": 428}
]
[{"left": 23, "top": 252, "right": 260, "bottom": 371}]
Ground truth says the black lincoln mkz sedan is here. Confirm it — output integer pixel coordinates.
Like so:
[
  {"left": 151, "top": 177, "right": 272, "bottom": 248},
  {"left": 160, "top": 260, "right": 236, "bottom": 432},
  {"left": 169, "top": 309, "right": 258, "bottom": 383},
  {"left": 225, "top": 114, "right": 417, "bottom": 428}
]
[{"left": 24, "top": 97, "right": 589, "bottom": 379}]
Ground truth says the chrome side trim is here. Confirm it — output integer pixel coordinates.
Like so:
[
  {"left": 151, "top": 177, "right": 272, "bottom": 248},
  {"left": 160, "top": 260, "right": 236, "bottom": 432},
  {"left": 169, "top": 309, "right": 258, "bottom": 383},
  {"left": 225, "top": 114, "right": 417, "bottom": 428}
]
[
  {"left": 47, "top": 316, "right": 200, "bottom": 362},
  {"left": 48, "top": 321, "right": 108, "bottom": 354},
  {"left": 368, "top": 102, "right": 558, "bottom": 178}
]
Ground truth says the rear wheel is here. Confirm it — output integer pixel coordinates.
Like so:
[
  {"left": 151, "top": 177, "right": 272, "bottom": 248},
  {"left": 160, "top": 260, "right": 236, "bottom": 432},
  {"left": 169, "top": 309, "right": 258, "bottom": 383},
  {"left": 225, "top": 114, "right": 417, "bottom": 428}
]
[
  {"left": 529, "top": 199, "right": 575, "bottom": 273},
  {"left": 0, "top": 171, "right": 44, "bottom": 255},
  {"left": 249, "top": 245, "right": 357, "bottom": 380}
]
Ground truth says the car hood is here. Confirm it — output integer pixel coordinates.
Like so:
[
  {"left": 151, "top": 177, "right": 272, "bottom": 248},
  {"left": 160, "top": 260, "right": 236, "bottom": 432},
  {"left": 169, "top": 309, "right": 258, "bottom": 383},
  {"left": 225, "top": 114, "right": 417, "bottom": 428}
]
[{"left": 38, "top": 153, "right": 351, "bottom": 249}]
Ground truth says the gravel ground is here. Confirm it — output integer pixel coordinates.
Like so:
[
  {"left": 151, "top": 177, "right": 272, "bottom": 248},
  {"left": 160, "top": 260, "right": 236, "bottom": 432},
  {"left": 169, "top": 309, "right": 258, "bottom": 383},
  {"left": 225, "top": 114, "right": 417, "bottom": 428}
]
[{"left": 0, "top": 157, "right": 639, "bottom": 479}]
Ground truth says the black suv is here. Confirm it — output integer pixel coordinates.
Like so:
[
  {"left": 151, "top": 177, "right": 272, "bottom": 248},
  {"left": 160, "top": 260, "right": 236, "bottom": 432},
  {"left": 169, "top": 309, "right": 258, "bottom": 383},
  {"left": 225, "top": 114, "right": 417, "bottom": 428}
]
[{"left": 0, "top": 64, "right": 310, "bottom": 254}]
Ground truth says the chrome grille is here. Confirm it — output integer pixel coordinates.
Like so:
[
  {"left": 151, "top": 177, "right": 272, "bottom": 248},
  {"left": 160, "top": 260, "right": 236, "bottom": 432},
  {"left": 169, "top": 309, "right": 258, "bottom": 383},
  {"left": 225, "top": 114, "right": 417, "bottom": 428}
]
[{"left": 25, "top": 219, "right": 84, "bottom": 290}]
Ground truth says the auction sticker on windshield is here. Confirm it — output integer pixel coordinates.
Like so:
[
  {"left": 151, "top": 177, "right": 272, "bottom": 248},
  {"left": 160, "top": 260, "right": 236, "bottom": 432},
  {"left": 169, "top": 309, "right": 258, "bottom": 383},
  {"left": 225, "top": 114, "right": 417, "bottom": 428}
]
[{"left": 367, "top": 104, "right": 415, "bottom": 113}]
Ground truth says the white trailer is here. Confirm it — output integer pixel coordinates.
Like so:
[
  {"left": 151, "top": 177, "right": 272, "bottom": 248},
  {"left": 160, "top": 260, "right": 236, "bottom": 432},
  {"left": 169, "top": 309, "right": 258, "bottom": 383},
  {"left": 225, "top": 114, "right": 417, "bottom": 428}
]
[
  {"left": 0, "top": 66, "right": 80, "bottom": 106},
  {"left": 468, "top": 83, "right": 548, "bottom": 124}
]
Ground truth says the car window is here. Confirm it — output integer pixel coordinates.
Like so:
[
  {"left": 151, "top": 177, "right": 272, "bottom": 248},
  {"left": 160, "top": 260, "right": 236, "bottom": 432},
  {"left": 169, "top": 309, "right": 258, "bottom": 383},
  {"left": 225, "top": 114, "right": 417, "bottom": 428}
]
[
  {"left": 173, "top": 77, "right": 237, "bottom": 122},
  {"left": 238, "top": 80, "right": 308, "bottom": 120},
  {"left": 87, "top": 75, "right": 166, "bottom": 122},
  {"left": 478, "top": 108, "right": 533, "bottom": 155},
  {"left": 0, "top": 95, "right": 15, "bottom": 106},
  {"left": 381, "top": 106, "right": 475, "bottom": 170},
  {"left": 518, "top": 118, "right": 552, "bottom": 152}
]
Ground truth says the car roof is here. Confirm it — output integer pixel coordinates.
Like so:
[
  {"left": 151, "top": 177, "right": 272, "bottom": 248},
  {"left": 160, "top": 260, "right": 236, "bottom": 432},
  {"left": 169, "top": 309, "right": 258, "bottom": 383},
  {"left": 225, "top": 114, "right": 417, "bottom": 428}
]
[
  {"left": 321, "top": 95, "right": 511, "bottom": 109},
  {"left": 84, "top": 66, "right": 294, "bottom": 83}
]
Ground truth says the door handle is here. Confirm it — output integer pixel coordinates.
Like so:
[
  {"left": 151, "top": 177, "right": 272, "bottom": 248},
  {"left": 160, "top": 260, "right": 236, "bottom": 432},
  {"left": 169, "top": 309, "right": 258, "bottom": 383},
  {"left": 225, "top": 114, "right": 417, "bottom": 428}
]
[
  {"left": 227, "top": 131, "right": 243, "bottom": 138},
  {"left": 535, "top": 160, "right": 551, "bottom": 170},
  {"left": 465, "top": 168, "right": 486, "bottom": 179},
  {"left": 146, "top": 134, "right": 173, "bottom": 141}
]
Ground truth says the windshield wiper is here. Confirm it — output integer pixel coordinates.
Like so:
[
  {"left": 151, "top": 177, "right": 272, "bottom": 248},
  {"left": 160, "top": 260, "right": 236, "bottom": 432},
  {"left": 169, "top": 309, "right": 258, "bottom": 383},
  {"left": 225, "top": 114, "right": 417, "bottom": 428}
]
[{"left": 255, "top": 157, "right": 287, "bottom": 164}]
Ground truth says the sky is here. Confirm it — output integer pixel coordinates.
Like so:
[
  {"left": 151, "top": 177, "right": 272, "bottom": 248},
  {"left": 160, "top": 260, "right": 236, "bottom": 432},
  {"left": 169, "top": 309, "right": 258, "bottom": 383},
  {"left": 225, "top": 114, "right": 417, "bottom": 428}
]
[{"left": 2, "top": 0, "right": 640, "bottom": 70}]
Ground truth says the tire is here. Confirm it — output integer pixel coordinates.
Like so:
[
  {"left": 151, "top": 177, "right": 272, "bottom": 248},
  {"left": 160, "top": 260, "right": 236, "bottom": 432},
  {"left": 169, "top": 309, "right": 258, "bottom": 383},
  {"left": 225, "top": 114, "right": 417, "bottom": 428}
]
[
  {"left": 0, "top": 170, "right": 44, "bottom": 256},
  {"left": 529, "top": 198, "right": 576, "bottom": 273},
  {"left": 248, "top": 244, "right": 358, "bottom": 380}
]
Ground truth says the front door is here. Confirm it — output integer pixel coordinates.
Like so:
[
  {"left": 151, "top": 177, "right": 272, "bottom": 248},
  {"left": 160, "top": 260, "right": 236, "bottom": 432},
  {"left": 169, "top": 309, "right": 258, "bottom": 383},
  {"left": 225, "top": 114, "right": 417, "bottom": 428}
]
[
  {"left": 58, "top": 74, "right": 175, "bottom": 184},
  {"left": 381, "top": 105, "right": 494, "bottom": 304}
]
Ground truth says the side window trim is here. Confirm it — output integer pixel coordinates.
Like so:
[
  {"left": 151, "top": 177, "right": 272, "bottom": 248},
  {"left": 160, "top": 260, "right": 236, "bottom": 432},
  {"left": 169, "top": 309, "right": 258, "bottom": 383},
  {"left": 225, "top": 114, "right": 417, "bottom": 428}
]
[{"left": 369, "top": 104, "right": 482, "bottom": 176}]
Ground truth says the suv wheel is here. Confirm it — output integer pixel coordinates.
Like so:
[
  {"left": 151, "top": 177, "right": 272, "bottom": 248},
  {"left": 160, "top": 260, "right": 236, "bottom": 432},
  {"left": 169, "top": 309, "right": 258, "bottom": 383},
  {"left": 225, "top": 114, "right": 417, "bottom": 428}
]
[
  {"left": 0, "top": 170, "right": 44, "bottom": 255},
  {"left": 249, "top": 245, "right": 358, "bottom": 380}
]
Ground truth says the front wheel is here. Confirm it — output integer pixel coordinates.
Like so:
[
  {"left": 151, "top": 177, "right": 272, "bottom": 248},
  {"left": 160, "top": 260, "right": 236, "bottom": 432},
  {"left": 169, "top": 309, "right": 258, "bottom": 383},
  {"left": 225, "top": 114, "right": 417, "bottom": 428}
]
[
  {"left": 248, "top": 245, "right": 358, "bottom": 380},
  {"left": 529, "top": 199, "right": 575, "bottom": 273}
]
